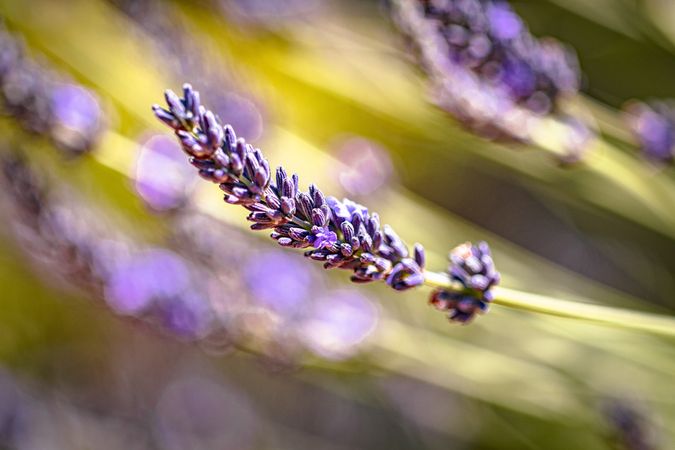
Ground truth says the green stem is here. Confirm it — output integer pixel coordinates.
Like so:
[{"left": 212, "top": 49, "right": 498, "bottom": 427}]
[{"left": 424, "top": 271, "right": 675, "bottom": 338}]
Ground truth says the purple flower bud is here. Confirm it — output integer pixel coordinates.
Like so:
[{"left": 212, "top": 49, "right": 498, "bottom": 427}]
[{"left": 311, "top": 226, "right": 338, "bottom": 250}]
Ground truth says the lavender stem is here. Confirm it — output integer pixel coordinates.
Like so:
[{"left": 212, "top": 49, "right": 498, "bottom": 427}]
[{"left": 152, "top": 83, "right": 675, "bottom": 333}]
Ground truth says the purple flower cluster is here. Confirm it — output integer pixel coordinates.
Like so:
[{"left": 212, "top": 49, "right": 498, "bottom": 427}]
[
  {"left": 418, "top": 0, "right": 579, "bottom": 115},
  {"left": 430, "top": 241, "right": 500, "bottom": 323},
  {"left": 0, "top": 25, "right": 104, "bottom": 155},
  {"left": 153, "top": 84, "right": 426, "bottom": 291},
  {"left": 624, "top": 101, "right": 675, "bottom": 164},
  {"left": 0, "top": 153, "right": 214, "bottom": 340},
  {"left": 393, "top": 0, "right": 592, "bottom": 160}
]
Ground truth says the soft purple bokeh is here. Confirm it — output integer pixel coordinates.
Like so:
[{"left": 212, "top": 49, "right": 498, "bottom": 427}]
[
  {"left": 332, "top": 137, "right": 394, "bottom": 196},
  {"left": 629, "top": 103, "right": 675, "bottom": 162},
  {"left": 50, "top": 83, "right": 102, "bottom": 151},
  {"left": 244, "top": 251, "right": 313, "bottom": 316},
  {"left": 51, "top": 84, "right": 100, "bottom": 131},
  {"left": 104, "top": 249, "right": 191, "bottom": 315},
  {"left": 134, "top": 134, "right": 198, "bottom": 211},
  {"left": 158, "top": 292, "right": 213, "bottom": 339},
  {"left": 209, "top": 91, "right": 264, "bottom": 143},
  {"left": 300, "top": 290, "right": 378, "bottom": 360},
  {"left": 487, "top": 2, "right": 522, "bottom": 41}
]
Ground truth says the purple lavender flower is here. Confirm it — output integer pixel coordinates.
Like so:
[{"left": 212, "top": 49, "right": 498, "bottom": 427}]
[
  {"left": 244, "top": 251, "right": 313, "bottom": 315},
  {"left": 430, "top": 241, "right": 500, "bottom": 323},
  {"left": 0, "top": 25, "right": 104, "bottom": 155},
  {"left": 105, "top": 249, "right": 191, "bottom": 315},
  {"left": 392, "top": 0, "right": 592, "bottom": 161},
  {"left": 49, "top": 84, "right": 103, "bottom": 153},
  {"left": 299, "top": 290, "right": 378, "bottom": 360},
  {"left": 625, "top": 101, "right": 675, "bottom": 163},
  {"left": 153, "top": 84, "right": 427, "bottom": 291},
  {"left": 1, "top": 154, "right": 220, "bottom": 341}
]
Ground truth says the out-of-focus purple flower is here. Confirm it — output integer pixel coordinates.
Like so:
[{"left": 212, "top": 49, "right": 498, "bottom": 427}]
[
  {"left": 155, "top": 377, "right": 257, "bottom": 450},
  {"left": 625, "top": 101, "right": 675, "bottom": 163},
  {"left": 332, "top": 137, "right": 394, "bottom": 196},
  {"left": 487, "top": 2, "right": 522, "bottom": 41},
  {"left": 244, "top": 251, "right": 313, "bottom": 315},
  {"left": 0, "top": 25, "right": 104, "bottom": 155},
  {"left": 300, "top": 290, "right": 378, "bottom": 360},
  {"left": 158, "top": 292, "right": 213, "bottom": 339},
  {"left": 104, "top": 249, "right": 190, "bottom": 315},
  {"left": 392, "top": 0, "right": 592, "bottom": 162},
  {"left": 50, "top": 84, "right": 103, "bottom": 152},
  {"left": 134, "top": 134, "right": 198, "bottom": 211},
  {"left": 430, "top": 241, "right": 500, "bottom": 323},
  {"left": 209, "top": 91, "right": 264, "bottom": 143}
]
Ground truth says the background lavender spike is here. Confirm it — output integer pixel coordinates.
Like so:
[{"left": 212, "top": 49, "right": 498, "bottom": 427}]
[
  {"left": 0, "top": 151, "right": 216, "bottom": 341},
  {"left": 624, "top": 100, "right": 675, "bottom": 164},
  {"left": 0, "top": 24, "right": 104, "bottom": 156},
  {"left": 391, "top": 0, "right": 593, "bottom": 161},
  {"left": 153, "top": 83, "right": 427, "bottom": 291}
]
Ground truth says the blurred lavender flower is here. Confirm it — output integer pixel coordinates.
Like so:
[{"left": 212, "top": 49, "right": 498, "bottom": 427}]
[
  {"left": 0, "top": 153, "right": 215, "bottom": 341},
  {"left": 624, "top": 101, "right": 675, "bottom": 164},
  {"left": 153, "top": 84, "right": 426, "bottom": 292},
  {"left": 105, "top": 249, "right": 190, "bottom": 312},
  {"left": 0, "top": 25, "right": 104, "bottom": 155},
  {"left": 430, "top": 241, "right": 500, "bottom": 323},
  {"left": 299, "top": 290, "right": 378, "bottom": 360},
  {"left": 392, "top": 0, "right": 593, "bottom": 161},
  {"left": 332, "top": 136, "right": 395, "bottom": 196},
  {"left": 134, "top": 134, "right": 198, "bottom": 211},
  {"left": 244, "top": 251, "right": 314, "bottom": 316}
]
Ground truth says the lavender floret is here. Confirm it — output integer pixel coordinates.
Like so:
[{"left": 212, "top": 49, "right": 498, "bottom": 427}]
[
  {"left": 153, "top": 84, "right": 426, "bottom": 291},
  {"left": 625, "top": 100, "right": 675, "bottom": 164},
  {"left": 430, "top": 241, "right": 500, "bottom": 323}
]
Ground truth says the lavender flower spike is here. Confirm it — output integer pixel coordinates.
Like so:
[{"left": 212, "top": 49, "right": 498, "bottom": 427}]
[
  {"left": 430, "top": 241, "right": 500, "bottom": 323},
  {"left": 153, "top": 84, "right": 427, "bottom": 292}
]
